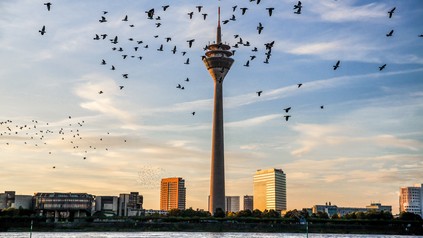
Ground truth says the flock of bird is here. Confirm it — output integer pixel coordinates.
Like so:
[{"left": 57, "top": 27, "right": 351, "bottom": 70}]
[{"left": 3, "top": 1, "right": 418, "bottom": 171}]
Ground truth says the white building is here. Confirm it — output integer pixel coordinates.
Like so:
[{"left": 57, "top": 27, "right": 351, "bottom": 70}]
[
  {"left": 400, "top": 184, "right": 423, "bottom": 217},
  {"left": 225, "top": 196, "right": 240, "bottom": 213}
]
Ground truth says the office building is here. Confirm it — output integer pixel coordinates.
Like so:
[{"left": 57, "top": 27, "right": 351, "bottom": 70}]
[
  {"left": 32, "top": 192, "right": 94, "bottom": 222},
  {"left": 118, "top": 192, "right": 143, "bottom": 217},
  {"left": 253, "top": 168, "right": 287, "bottom": 212},
  {"left": 225, "top": 196, "right": 240, "bottom": 213},
  {"left": 243, "top": 195, "right": 253, "bottom": 211},
  {"left": 0, "top": 191, "right": 32, "bottom": 209},
  {"left": 95, "top": 196, "right": 118, "bottom": 216},
  {"left": 400, "top": 184, "right": 423, "bottom": 217},
  {"left": 160, "top": 177, "right": 186, "bottom": 211}
]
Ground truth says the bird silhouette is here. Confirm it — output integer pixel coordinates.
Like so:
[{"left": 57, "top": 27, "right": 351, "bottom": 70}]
[
  {"left": 122, "top": 74, "right": 128, "bottom": 79},
  {"left": 188, "top": 12, "right": 194, "bottom": 19},
  {"left": 284, "top": 115, "right": 291, "bottom": 121},
  {"left": 101, "top": 59, "right": 106, "bottom": 65},
  {"left": 99, "top": 91, "right": 103, "bottom": 94},
  {"left": 162, "top": 5, "right": 169, "bottom": 11},
  {"left": 157, "top": 44, "right": 163, "bottom": 51},
  {"left": 386, "top": 29, "right": 394, "bottom": 37},
  {"left": 119, "top": 86, "right": 124, "bottom": 90},
  {"left": 184, "top": 58, "right": 190, "bottom": 65},
  {"left": 196, "top": 6, "right": 203, "bottom": 12},
  {"left": 146, "top": 9, "right": 155, "bottom": 19},
  {"left": 320, "top": 105, "right": 324, "bottom": 109},
  {"left": 297, "top": 83, "right": 303, "bottom": 88},
  {"left": 39, "top": 25, "right": 46, "bottom": 35},
  {"left": 122, "top": 15, "right": 128, "bottom": 21},
  {"left": 99, "top": 16, "right": 107, "bottom": 23},
  {"left": 256, "top": 90, "right": 263, "bottom": 96},
  {"left": 244, "top": 60, "right": 250, "bottom": 67},
  {"left": 192, "top": 112, "right": 196, "bottom": 116},
  {"left": 333, "top": 60, "right": 340, "bottom": 70},
  {"left": 240, "top": 8, "right": 248, "bottom": 15},
  {"left": 111, "top": 36, "right": 118, "bottom": 44},
  {"left": 187, "top": 39, "right": 195, "bottom": 48},
  {"left": 266, "top": 8, "right": 274, "bottom": 17},
  {"left": 202, "top": 13, "right": 208, "bottom": 20},
  {"left": 283, "top": 107, "right": 291, "bottom": 113},
  {"left": 379, "top": 64, "right": 386, "bottom": 71},
  {"left": 44, "top": 2, "right": 52, "bottom": 11},
  {"left": 388, "top": 7, "right": 396, "bottom": 18},
  {"left": 257, "top": 22, "right": 264, "bottom": 34}
]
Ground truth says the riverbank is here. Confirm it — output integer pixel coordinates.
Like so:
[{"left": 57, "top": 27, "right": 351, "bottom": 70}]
[{"left": 2, "top": 219, "right": 423, "bottom": 235}]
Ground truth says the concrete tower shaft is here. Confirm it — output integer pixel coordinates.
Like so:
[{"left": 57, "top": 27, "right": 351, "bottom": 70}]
[{"left": 202, "top": 7, "right": 234, "bottom": 214}]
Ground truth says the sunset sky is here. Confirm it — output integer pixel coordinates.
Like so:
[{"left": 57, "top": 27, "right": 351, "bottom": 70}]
[{"left": 1, "top": 0, "right": 422, "bottom": 214}]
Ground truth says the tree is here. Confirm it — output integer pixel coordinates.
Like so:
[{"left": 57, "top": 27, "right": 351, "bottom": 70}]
[
  {"left": 398, "top": 212, "right": 422, "bottom": 221},
  {"left": 236, "top": 209, "right": 252, "bottom": 217},
  {"left": 262, "top": 209, "right": 281, "bottom": 218},
  {"left": 251, "top": 209, "right": 263, "bottom": 218},
  {"left": 213, "top": 208, "right": 225, "bottom": 218}
]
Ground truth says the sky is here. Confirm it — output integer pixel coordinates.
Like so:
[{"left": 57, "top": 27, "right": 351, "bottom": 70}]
[{"left": 0, "top": 0, "right": 422, "bottom": 214}]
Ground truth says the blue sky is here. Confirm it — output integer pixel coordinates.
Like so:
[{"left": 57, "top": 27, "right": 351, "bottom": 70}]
[{"left": 1, "top": 0, "right": 422, "bottom": 213}]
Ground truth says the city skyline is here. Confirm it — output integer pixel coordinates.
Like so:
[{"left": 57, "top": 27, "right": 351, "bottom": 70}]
[{"left": 1, "top": 0, "right": 423, "bottom": 214}]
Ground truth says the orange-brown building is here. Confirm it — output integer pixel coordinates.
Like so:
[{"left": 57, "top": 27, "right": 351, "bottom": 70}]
[{"left": 160, "top": 177, "right": 186, "bottom": 211}]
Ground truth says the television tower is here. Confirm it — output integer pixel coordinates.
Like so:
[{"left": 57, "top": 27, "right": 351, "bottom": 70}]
[{"left": 202, "top": 7, "right": 234, "bottom": 214}]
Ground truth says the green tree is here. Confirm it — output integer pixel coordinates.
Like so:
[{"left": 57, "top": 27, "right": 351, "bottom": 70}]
[
  {"left": 398, "top": 211, "right": 422, "bottom": 221},
  {"left": 236, "top": 209, "right": 252, "bottom": 217},
  {"left": 251, "top": 209, "right": 263, "bottom": 218},
  {"left": 213, "top": 208, "right": 225, "bottom": 218}
]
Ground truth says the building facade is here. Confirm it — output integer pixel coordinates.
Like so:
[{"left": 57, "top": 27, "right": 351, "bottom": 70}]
[
  {"left": 253, "top": 168, "right": 287, "bottom": 212},
  {"left": 118, "top": 192, "right": 143, "bottom": 217},
  {"left": 312, "top": 202, "right": 393, "bottom": 217},
  {"left": 95, "top": 196, "right": 118, "bottom": 216},
  {"left": 160, "top": 177, "right": 186, "bottom": 211},
  {"left": 243, "top": 195, "right": 253, "bottom": 211},
  {"left": 32, "top": 192, "right": 94, "bottom": 222},
  {"left": 0, "top": 191, "right": 32, "bottom": 210},
  {"left": 225, "top": 196, "right": 240, "bottom": 213},
  {"left": 400, "top": 184, "right": 423, "bottom": 217}
]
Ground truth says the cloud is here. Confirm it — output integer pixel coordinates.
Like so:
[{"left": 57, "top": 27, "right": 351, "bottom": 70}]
[{"left": 73, "top": 73, "right": 139, "bottom": 130}]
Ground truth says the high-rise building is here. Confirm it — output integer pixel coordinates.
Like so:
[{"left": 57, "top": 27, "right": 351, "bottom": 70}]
[
  {"left": 399, "top": 184, "right": 423, "bottom": 217},
  {"left": 203, "top": 7, "right": 234, "bottom": 214},
  {"left": 243, "top": 195, "right": 254, "bottom": 211},
  {"left": 160, "top": 177, "right": 186, "bottom": 211},
  {"left": 253, "top": 168, "right": 287, "bottom": 212},
  {"left": 225, "top": 196, "right": 240, "bottom": 213}
]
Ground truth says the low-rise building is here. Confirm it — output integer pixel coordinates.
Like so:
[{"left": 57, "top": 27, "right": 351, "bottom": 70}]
[
  {"left": 33, "top": 192, "right": 94, "bottom": 222},
  {"left": 95, "top": 196, "right": 118, "bottom": 216}
]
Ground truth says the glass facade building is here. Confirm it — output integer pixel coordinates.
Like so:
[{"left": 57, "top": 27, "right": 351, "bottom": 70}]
[{"left": 253, "top": 168, "right": 286, "bottom": 212}]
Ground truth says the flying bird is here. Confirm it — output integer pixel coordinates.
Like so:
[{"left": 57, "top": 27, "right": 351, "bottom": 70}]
[
  {"left": 157, "top": 44, "right": 163, "bottom": 51},
  {"left": 379, "top": 64, "right": 386, "bottom": 71},
  {"left": 39, "top": 25, "right": 46, "bottom": 35},
  {"left": 184, "top": 58, "right": 190, "bottom": 65},
  {"left": 162, "top": 5, "right": 169, "bottom": 11},
  {"left": 266, "top": 8, "right": 274, "bottom": 16},
  {"left": 388, "top": 7, "right": 396, "bottom": 18},
  {"left": 232, "top": 5, "right": 238, "bottom": 12},
  {"left": 122, "top": 15, "right": 128, "bottom": 21},
  {"left": 257, "top": 22, "right": 264, "bottom": 34},
  {"left": 297, "top": 83, "right": 303, "bottom": 88},
  {"left": 244, "top": 60, "right": 250, "bottom": 67},
  {"left": 256, "top": 90, "right": 262, "bottom": 96},
  {"left": 171, "top": 46, "right": 177, "bottom": 54},
  {"left": 119, "top": 86, "right": 124, "bottom": 90},
  {"left": 240, "top": 8, "right": 248, "bottom": 15},
  {"left": 196, "top": 6, "right": 203, "bottom": 12},
  {"left": 333, "top": 60, "right": 340, "bottom": 70},
  {"left": 122, "top": 74, "right": 128, "bottom": 78},
  {"left": 146, "top": 9, "right": 154, "bottom": 19},
  {"left": 283, "top": 107, "right": 291, "bottom": 113},
  {"left": 202, "top": 13, "right": 208, "bottom": 20},
  {"left": 284, "top": 115, "right": 291, "bottom": 121},
  {"left": 44, "top": 2, "right": 52, "bottom": 11},
  {"left": 386, "top": 29, "right": 394, "bottom": 37},
  {"left": 99, "top": 16, "right": 107, "bottom": 23},
  {"left": 187, "top": 39, "right": 195, "bottom": 48},
  {"left": 188, "top": 12, "right": 194, "bottom": 19}
]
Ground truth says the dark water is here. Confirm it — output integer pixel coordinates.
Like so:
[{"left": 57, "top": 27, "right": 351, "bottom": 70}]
[{"left": 0, "top": 232, "right": 422, "bottom": 238}]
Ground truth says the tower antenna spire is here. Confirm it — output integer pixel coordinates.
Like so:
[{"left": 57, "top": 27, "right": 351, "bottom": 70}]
[{"left": 217, "top": 6, "right": 221, "bottom": 44}]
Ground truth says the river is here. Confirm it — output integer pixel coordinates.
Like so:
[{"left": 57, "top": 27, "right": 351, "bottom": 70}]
[{"left": 0, "top": 232, "right": 422, "bottom": 238}]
